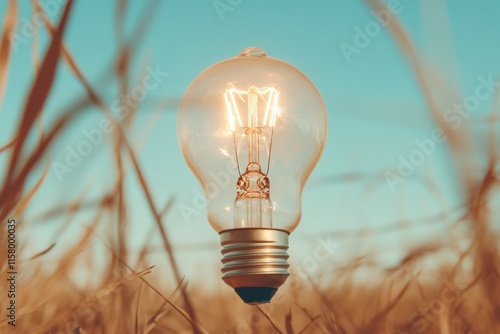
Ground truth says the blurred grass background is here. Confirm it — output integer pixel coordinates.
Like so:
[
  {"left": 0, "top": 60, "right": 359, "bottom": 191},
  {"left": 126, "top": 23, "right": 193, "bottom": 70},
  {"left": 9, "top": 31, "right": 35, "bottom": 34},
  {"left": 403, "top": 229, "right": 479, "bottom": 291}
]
[{"left": 0, "top": 0, "right": 500, "bottom": 333}]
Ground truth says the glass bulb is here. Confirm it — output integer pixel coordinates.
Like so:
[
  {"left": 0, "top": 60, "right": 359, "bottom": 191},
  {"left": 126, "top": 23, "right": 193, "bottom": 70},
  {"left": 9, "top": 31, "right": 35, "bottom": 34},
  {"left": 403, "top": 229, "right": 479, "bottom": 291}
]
[{"left": 178, "top": 47, "right": 327, "bottom": 303}]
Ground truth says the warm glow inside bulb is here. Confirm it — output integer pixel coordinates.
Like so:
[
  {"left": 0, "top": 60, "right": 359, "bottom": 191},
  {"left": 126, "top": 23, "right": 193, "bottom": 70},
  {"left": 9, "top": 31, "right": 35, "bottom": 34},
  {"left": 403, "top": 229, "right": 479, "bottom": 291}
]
[
  {"left": 177, "top": 47, "right": 327, "bottom": 303},
  {"left": 178, "top": 47, "right": 327, "bottom": 233}
]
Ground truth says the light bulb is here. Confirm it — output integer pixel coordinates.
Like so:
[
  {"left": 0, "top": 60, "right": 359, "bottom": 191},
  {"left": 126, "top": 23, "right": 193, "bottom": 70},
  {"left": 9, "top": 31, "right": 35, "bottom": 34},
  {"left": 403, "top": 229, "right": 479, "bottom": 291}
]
[{"left": 177, "top": 47, "right": 327, "bottom": 304}]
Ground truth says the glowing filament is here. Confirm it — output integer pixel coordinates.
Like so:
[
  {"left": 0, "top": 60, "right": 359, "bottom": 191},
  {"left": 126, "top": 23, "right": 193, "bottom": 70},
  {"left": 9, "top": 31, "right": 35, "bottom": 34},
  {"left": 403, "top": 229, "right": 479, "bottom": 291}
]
[
  {"left": 224, "top": 85, "right": 280, "bottom": 134},
  {"left": 224, "top": 85, "right": 280, "bottom": 228}
]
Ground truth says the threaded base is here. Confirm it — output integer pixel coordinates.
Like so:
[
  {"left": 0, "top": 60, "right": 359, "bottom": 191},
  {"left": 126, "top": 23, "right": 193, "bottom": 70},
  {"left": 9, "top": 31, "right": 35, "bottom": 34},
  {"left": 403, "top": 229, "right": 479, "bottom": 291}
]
[{"left": 219, "top": 228, "right": 290, "bottom": 304}]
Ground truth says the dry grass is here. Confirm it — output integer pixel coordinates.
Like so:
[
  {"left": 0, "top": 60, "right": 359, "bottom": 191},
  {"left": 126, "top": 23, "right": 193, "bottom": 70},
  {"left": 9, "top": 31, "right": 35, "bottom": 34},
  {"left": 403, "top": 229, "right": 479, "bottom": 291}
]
[{"left": 1, "top": 1, "right": 499, "bottom": 333}]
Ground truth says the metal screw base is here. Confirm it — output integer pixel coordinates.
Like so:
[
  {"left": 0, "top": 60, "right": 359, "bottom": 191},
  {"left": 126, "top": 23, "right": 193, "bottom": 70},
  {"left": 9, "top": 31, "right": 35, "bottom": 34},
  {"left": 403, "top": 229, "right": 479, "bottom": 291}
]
[{"left": 219, "top": 228, "right": 290, "bottom": 304}]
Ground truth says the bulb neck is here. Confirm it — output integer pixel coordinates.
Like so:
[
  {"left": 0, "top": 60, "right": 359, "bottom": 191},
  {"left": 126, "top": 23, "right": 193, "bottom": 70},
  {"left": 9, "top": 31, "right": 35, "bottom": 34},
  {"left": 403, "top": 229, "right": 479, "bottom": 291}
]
[{"left": 219, "top": 228, "right": 290, "bottom": 304}]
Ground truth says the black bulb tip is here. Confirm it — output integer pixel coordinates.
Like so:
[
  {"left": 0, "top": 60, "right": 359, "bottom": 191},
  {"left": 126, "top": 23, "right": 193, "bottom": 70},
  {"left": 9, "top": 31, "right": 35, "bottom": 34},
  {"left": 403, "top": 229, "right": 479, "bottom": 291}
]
[{"left": 234, "top": 287, "right": 278, "bottom": 304}]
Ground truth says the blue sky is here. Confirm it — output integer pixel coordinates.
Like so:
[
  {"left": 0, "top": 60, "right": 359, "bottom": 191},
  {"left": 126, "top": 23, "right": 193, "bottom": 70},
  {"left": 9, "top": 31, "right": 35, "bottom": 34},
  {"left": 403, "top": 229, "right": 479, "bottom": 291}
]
[{"left": 1, "top": 0, "right": 499, "bottom": 284}]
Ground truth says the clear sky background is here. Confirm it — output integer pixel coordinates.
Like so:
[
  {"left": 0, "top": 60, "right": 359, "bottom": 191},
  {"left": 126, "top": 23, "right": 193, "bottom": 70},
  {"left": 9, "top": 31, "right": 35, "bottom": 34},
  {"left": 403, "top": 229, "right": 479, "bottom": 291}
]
[{"left": 1, "top": 0, "right": 499, "bottom": 286}]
